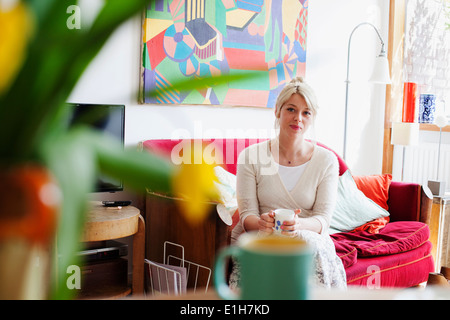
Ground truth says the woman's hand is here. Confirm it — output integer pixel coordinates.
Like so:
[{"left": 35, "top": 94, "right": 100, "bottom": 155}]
[
  {"left": 258, "top": 211, "right": 275, "bottom": 235},
  {"left": 256, "top": 209, "right": 303, "bottom": 236},
  {"left": 280, "top": 209, "right": 302, "bottom": 236}
]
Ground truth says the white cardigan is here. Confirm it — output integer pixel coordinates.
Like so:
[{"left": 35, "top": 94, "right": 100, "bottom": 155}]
[{"left": 231, "top": 139, "right": 339, "bottom": 242}]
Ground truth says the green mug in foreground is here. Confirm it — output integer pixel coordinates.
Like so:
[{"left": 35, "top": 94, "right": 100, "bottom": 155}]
[{"left": 214, "top": 232, "right": 313, "bottom": 300}]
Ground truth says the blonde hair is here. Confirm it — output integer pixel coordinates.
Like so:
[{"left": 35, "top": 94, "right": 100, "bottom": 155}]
[{"left": 274, "top": 77, "right": 319, "bottom": 120}]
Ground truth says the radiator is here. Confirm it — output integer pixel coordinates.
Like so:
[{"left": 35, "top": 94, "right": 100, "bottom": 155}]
[
  {"left": 395, "top": 141, "right": 450, "bottom": 272},
  {"left": 394, "top": 142, "right": 450, "bottom": 191}
]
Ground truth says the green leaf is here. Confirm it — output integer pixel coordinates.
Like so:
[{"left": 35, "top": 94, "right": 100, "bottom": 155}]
[
  {"left": 146, "top": 72, "right": 261, "bottom": 98},
  {"left": 40, "top": 129, "right": 96, "bottom": 299},
  {"left": 89, "top": 132, "right": 174, "bottom": 193}
]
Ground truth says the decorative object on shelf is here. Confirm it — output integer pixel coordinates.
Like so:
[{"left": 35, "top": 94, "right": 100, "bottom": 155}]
[
  {"left": 419, "top": 93, "right": 437, "bottom": 123},
  {"left": 343, "top": 22, "right": 391, "bottom": 160},
  {"left": 427, "top": 113, "right": 448, "bottom": 196},
  {"left": 391, "top": 122, "right": 419, "bottom": 181},
  {"left": 402, "top": 82, "right": 417, "bottom": 123}
]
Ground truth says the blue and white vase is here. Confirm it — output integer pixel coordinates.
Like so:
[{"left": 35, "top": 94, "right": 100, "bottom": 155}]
[{"left": 418, "top": 93, "right": 436, "bottom": 123}]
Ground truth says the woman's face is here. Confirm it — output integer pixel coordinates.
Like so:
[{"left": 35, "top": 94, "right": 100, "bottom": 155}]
[{"left": 277, "top": 93, "right": 313, "bottom": 137}]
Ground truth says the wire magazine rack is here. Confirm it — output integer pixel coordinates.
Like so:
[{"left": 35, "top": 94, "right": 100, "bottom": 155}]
[{"left": 144, "top": 241, "right": 211, "bottom": 297}]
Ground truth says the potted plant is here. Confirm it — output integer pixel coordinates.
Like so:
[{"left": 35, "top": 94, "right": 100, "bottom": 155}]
[{"left": 0, "top": 0, "right": 230, "bottom": 299}]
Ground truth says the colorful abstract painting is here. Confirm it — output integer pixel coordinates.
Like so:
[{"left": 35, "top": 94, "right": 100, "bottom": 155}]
[{"left": 141, "top": 0, "right": 308, "bottom": 108}]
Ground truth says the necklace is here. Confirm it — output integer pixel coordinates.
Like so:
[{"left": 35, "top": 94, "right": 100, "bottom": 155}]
[
  {"left": 279, "top": 145, "right": 300, "bottom": 166},
  {"left": 278, "top": 142, "right": 312, "bottom": 166},
  {"left": 271, "top": 140, "right": 310, "bottom": 166}
]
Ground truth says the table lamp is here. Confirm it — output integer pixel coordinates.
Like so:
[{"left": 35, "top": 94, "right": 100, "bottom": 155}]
[{"left": 391, "top": 122, "right": 419, "bottom": 181}]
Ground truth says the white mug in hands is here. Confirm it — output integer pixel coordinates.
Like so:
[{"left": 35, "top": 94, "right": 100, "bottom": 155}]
[{"left": 273, "top": 209, "right": 296, "bottom": 234}]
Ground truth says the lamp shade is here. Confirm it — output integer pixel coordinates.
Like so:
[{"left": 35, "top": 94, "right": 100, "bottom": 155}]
[
  {"left": 391, "top": 122, "right": 419, "bottom": 146},
  {"left": 369, "top": 55, "right": 391, "bottom": 84}
]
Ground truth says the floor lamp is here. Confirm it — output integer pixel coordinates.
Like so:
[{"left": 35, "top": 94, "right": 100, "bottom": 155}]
[
  {"left": 343, "top": 22, "right": 391, "bottom": 160},
  {"left": 391, "top": 122, "right": 419, "bottom": 181}
]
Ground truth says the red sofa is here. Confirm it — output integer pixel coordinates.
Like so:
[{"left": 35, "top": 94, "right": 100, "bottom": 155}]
[{"left": 142, "top": 138, "right": 434, "bottom": 288}]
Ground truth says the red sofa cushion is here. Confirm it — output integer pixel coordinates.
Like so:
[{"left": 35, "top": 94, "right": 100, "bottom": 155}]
[
  {"left": 333, "top": 239, "right": 358, "bottom": 268},
  {"left": 345, "top": 241, "right": 433, "bottom": 287},
  {"left": 331, "top": 221, "right": 430, "bottom": 267}
]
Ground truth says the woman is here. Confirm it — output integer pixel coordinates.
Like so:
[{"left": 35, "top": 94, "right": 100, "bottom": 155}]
[{"left": 230, "top": 77, "right": 346, "bottom": 289}]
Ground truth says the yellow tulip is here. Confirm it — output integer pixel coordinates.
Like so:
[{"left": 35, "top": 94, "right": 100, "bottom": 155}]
[
  {"left": 171, "top": 147, "right": 219, "bottom": 226},
  {"left": 0, "top": 1, "right": 33, "bottom": 95}
]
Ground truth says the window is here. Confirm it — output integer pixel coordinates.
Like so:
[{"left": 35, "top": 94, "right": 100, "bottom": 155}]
[{"left": 404, "top": 0, "right": 450, "bottom": 119}]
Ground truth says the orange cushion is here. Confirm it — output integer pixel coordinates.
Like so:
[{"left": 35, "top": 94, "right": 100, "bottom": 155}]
[
  {"left": 351, "top": 216, "right": 390, "bottom": 234},
  {"left": 352, "top": 174, "right": 392, "bottom": 211}
]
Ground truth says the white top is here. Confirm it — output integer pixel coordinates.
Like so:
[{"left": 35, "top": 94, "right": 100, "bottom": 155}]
[
  {"left": 231, "top": 139, "right": 339, "bottom": 242},
  {"left": 278, "top": 162, "right": 309, "bottom": 191}
]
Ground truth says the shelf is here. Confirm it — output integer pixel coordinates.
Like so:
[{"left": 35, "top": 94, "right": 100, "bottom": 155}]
[{"left": 420, "top": 123, "right": 450, "bottom": 132}]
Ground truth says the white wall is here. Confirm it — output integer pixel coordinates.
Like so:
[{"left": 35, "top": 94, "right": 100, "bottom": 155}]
[
  {"left": 306, "top": 0, "right": 390, "bottom": 174},
  {"left": 70, "top": 0, "right": 390, "bottom": 178}
]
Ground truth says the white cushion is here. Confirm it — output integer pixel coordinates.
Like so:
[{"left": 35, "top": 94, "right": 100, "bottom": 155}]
[{"left": 329, "top": 170, "right": 390, "bottom": 234}]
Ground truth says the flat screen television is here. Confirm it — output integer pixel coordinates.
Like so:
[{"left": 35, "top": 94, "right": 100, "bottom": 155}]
[{"left": 67, "top": 103, "right": 125, "bottom": 193}]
